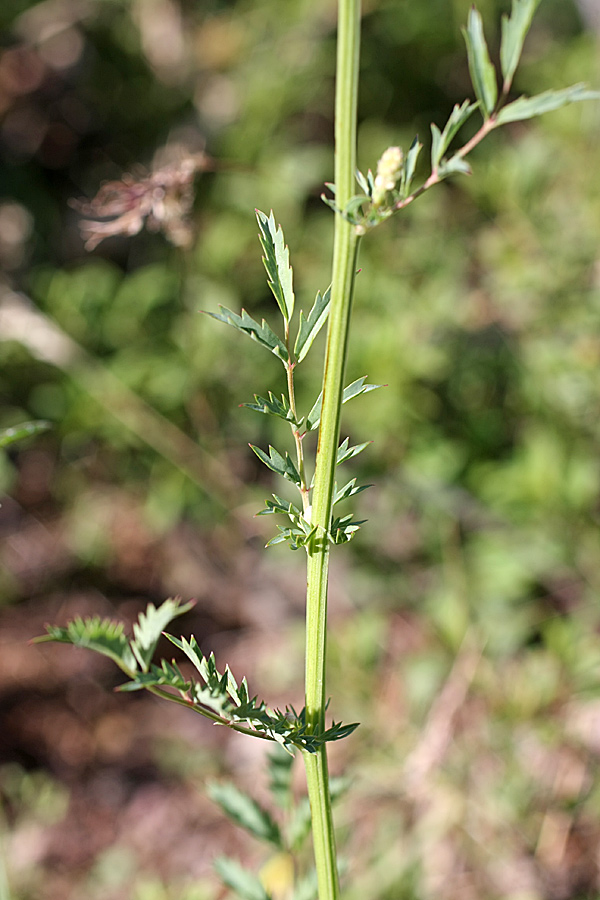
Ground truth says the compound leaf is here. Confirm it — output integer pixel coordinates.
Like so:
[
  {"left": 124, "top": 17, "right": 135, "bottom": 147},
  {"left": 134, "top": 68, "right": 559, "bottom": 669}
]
[
  {"left": 333, "top": 478, "right": 371, "bottom": 506},
  {"left": 34, "top": 616, "right": 137, "bottom": 673},
  {"left": 241, "top": 392, "right": 299, "bottom": 425},
  {"left": 256, "top": 209, "right": 295, "bottom": 322},
  {"left": 306, "top": 377, "right": 382, "bottom": 432},
  {"left": 336, "top": 437, "right": 371, "bottom": 466},
  {"left": 250, "top": 444, "right": 301, "bottom": 485},
  {"left": 131, "top": 598, "right": 194, "bottom": 672},
  {"left": 206, "top": 306, "right": 289, "bottom": 363},
  {"left": 256, "top": 494, "right": 303, "bottom": 519},
  {"left": 215, "top": 857, "right": 271, "bottom": 900},
  {"left": 208, "top": 782, "right": 282, "bottom": 847},
  {"left": 268, "top": 744, "right": 295, "bottom": 809}
]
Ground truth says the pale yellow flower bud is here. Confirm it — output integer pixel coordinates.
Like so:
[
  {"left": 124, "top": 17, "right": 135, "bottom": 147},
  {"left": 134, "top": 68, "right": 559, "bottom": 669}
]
[{"left": 372, "top": 146, "right": 403, "bottom": 206}]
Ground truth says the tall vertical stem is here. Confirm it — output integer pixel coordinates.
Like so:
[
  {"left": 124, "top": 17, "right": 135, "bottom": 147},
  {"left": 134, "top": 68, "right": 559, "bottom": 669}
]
[{"left": 302, "top": 1, "right": 361, "bottom": 898}]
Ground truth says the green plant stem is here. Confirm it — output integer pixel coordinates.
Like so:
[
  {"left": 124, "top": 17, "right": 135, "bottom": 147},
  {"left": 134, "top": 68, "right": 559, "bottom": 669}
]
[{"left": 302, "top": 1, "right": 361, "bottom": 898}]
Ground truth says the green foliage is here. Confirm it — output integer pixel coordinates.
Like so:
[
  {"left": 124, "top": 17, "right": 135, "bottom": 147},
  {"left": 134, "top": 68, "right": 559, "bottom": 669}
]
[
  {"left": 256, "top": 209, "right": 295, "bottom": 323},
  {"left": 214, "top": 858, "right": 270, "bottom": 900},
  {"left": 496, "top": 82, "right": 600, "bottom": 124},
  {"left": 430, "top": 101, "right": 479, "bottom": 172},
  {"left": 16, "top": 0, "right": 600, "bottom": 897},
  {"left": 249, "top": 444, "right": 302, "bottom": 486},
  {"left": 306, "top": 378, "right": 382, "bottom": 433},
  {"left": 500, "top": 0, "right": 541, "bottom": 90},
  {"left": 208, "top": 750, "right": 349, "bottom": 900},
  {"left": 462, "top": 7, "right": 498, "bottom": 118},
  {"left": 207, "top": 782, "right": 282, "bottom": 848},
  {"left": 0, "top": 420, "right": 50, "bottom": 449},
  {"left": 336, "top": 0, "right": 599, "bottom": 236},
  {"left": 294, "top": 287, "right": 331, "bottom": 364},
  {"left": 35, "top": 601, "right": 358, "bottom": 753},
  {"left": 36, "top": 615, "right": 139, "bottom": 673},
  {"left": 205, "top": 307, "right": 289, "bottom": 365},
  {"left": 241, "top": 393, "right": 299, "bottom": 425}
]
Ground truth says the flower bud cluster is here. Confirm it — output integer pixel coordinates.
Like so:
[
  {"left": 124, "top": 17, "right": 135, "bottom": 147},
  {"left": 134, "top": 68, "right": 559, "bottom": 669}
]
[{"left": 372, "top": 146, "right": 403, "bottom": 207}]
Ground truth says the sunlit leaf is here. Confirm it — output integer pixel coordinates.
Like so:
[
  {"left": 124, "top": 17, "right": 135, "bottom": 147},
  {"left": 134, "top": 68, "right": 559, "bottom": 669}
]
[
  {"left": 336, "top": 437, "right": 371, "bottom": 465},
  {"left": 306, "top": 377, "right": 382, "bottom": 432},
  {"left": 131, "top": 598, "right": 194, "bottom": 672},
  {"left": 34, "top": 617, "right": 137, "bottom": 672},
  {"left": 256, "top": 209, "right": 295, "bottom": 322},
  {"left": 294, "top": 286, "right": 331, "bottom": 363}
]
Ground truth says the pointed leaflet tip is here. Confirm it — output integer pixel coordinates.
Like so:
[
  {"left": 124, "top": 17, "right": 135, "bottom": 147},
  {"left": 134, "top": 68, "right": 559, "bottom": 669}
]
[
  {"left": 255, "top": 208, "right": 295, "bottom": 322},
  {"left": 496, "top": 83, "right": 600, "bottom": 125},
  {"left": 500, "top": 0, "right": 541, "bottom": 91},
  {"left": 462, "top": 6, "right": 498, "bottom": 118}
]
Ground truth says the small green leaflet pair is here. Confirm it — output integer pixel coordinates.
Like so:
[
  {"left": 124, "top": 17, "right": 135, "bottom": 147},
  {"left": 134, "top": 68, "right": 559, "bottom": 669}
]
[
  {"left": 34, "top": 598, "right": 358, "bottom": 753},
  {"left": 207, "top": 209, "right": 379, "bottom": 551},
  {"left": 329, "top": 0, "right": 599, "bottom": 230}
]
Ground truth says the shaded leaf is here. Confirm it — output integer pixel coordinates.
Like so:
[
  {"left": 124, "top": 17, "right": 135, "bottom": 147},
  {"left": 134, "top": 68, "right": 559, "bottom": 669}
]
[
  {"left": 431, "top": 100, "right": 479, "bottom": 171},
  {"left": 293, "top": 871, "right": 319, "bottom": 900},
  {"left": 462, "top": 7, "right": 498, "bottom": 118},
  {"left": 208, "top": 782, "right": 282, "bottom": 847},
  {"left": 438, "top": 155, "right": 473, "bottom": 178},
  {"left": 268, "top": 744, "right": 295, "bottom": 809},
  {"left": 496, "top": 83, "right": 600, "bottom": 125},
  {"left": 500, "top": 0, "right": 541, "bottom": 90},
  {"left": 215, "top": 857, "right": 271, "bottom": 900},
  {"left": 294, "top": 286, "right": 331, "bottom": 363},
  {"left": 256, "top": 209, "right": 295, "bottom": 321},
  {"left": 400, "top": 136, "right": 422, "bottom": 199}
]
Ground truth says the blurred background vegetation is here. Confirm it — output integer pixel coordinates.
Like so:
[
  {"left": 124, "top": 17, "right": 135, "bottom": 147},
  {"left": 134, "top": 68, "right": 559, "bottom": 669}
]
[{"left": 2, "top": 0, "right": 600, "bottom": 898}]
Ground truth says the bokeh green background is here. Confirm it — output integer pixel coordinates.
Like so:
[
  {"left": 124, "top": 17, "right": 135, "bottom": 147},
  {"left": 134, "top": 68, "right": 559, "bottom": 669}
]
[{"left": 2, "top": 1, "right": 600, "bottom": 898}]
